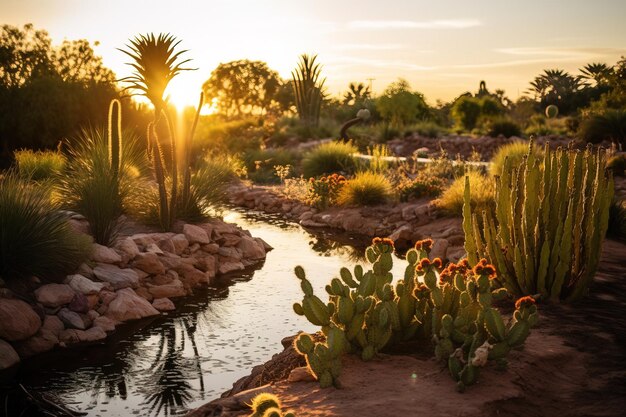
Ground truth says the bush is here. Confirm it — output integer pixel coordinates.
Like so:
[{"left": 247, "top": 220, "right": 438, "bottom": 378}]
[
  {"left": 489, "top": 141, "right": 540, "bottom": 176},
  {"left": 0, "top": 174, "right": 91, "bottom": 282},
  {"left": 14, "top": 149, "right": 66, "bottom": 181},
  {"left": 451, "top": 96, "right": 481, "bottom": 132},
  {"left": 403, "top": 121, "right": 447, "bottom": 138},
  {"left": 607, "top": 199, "right": 626, "bottom": 242},
  {"left": 434, "top": 171, "right": 494, "bottom": 215},
  {"left": 302, "top": 141, "right": 359, "bottom": 178},
  {"left": 486, "top": 118, "right": 522, "bottom": 138},
  {"left": 579, "top": 109, "right": 626, "bottom": 147},
  {"left": 305, "top": 174, "right": 346, "bottom": 210},
  {"left": 397, "top": 173, "right": 447, "bottom": 202},
  {"left": 242, "top": 148, "right": 300, "bottom": 184},
  {"left": 337, "top": 171, "right": 392, "bottom": 206}
]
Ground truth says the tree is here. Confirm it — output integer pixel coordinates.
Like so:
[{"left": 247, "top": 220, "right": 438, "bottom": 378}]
[
  {"left": 202, "top": 59, "right": 282, "bottom": 117},
  {"left": 343, "top": 82, "right": 371, "bottom": 106},
  {"left": 451, "top": 95, "right": 481, "bottom": 131},
  {"left": 53, "top": 39, "right": 115, "bottom": 83},
  {"left": 377, "top": 79, "right": 429, "bottom": 127},
  {"left": 0, "top": 24, "right": 51, "bottom": 88},
  {"left": 526, "top": 69, "right": 586, "bottom": 114},
  {"left": 580, "top": 62, "right": 613, "bottom": 86}
]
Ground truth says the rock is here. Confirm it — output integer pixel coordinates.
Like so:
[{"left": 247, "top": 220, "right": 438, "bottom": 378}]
[
  {"left": 14, "top": 325, "right": 59, "bottom": 358},
  {"left": 300, "top": 219, "right": 327, "bottom": 228},
  {"left": 152, "top": 298, "right": 175, "bottom": 311},
  {"left": 35, "top": 284, "right": 75, "bottom": 308},
  {"left": 148, "top": 279, "right": 186, "bottom": 299},
  {"left": 183, "top": 224, "right": 210, "bottom": 245},
  {"left": 341, "top": 212, "right": 365, "bottom": 230},
  {"left": 176, "top": 265, "right": 209, "bottom": 287},
  {"left": 133, "top": 252, "right": 166, "bottom": 275},
  {"left": 93, "top": 264, "right": 139, "bottom": 290},
  {"left": 91, "top": 243, "right": 122, "bottom": 264},
  {"left": 115, "top": 237, "right": 140, "bottom": 259},
  {"left": 68, "top": 292, "right": 90, "bottom": 313},
  {"left": 66, "top": 274, "right": 106, "bottom": 295},
  {"left": 131, "top": 233, "right": 154, "bottom": 248},
  {"left": 157, "top": 238, "right": 176, "bottom": 254},
  {"left": 402, "top": 205, "right": 418, "bottom": 221},
  {"left": 0, "top": 299, "right": 41, "bottom": 341},
  {"left": 0, "top": 339, "right": 20, "bottom": 370},
  {"left": 218, "top": 260, "right": 245, "bottom": 275},
  {"left": 189, "top": 243, "right": 201, "bottom": 253},
  {"left": 254, "top": 238, "right": 273, "bottom": 252},
  {"left": 218, "top": 233, "right": 242, "bottom": 247},
  {"left": 447, "top": 247, "right": 466, "bottom": 262},
  {"left": 59, "top": 326, "right": 107, "bottom": 344},
  {"left": 288, "top": 366, "right": 316, "bottom": 383},
  {"left": 171, "top": 234, "right": 189, "bottom": 255},
  {"left": 237, "top": 236, "right": 266, "bottom": 260},
  {"left": 299, "top": 211, "right": 313, "bottom": 222},
  {"left": 77, "top": 263, "right": 94, "bottom": 277},
  {"left": 145, "top": 243, "right": 164, "bottom": 255},
  {"left": 42, "top": 315, "right": 64, "bottom": 336},
  {"left": 87, "top": 310, "right": 100, "bottom": 321},
  {"left": 430, "top": 238, "right": 449, "bottom": 260},
  {"left": 134, "top": 286, "right": 153, "bottom": 302},
  {"left": 105, "top": 288, "right": 159, "bottom": 322},
  {"left": 388, "top": 224, "right": 417, "bottom": 249},
  {"left": 218, "top": 246, "right": 241, "bottom": 259},
  {"left": 58, "top": 308, "right": 86, "bottom": 330},
  {"left": 202, "top": 243, "right": 219, "bottom": 254},
  {"left": 160, "top": 254, "right": 183, "bottom": 270},
  {"left": 94, "top": 316, "right": 116, "bottom": 332},
  {"left": 193, "top": 254, "right": 217, "bottom": 275}
]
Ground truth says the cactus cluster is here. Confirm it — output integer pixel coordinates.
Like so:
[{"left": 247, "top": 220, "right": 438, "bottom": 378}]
[
  {"left": 248, "top": 393, "right": 296, "bottom": 417},
  {"left": 292, "top": 238, "right": 538, "bottom": 391},
  {"left": 463, "top": 140, "right": 614, "bottom": 302}
]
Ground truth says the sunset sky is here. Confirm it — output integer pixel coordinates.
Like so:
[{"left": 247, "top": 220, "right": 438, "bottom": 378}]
[{"left": 1, "top": 0, "right": 625, "bottom": 108}]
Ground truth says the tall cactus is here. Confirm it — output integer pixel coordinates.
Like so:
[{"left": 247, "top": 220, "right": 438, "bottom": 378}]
[
  {"left": 463, "top": 140, "right": 614, "bottom": 302},
  {"left": 292, "top": 54, "right": 325, "bottom": 128},
  {"left": 107, "top": 99, "right": 122, "bottom": 180}
]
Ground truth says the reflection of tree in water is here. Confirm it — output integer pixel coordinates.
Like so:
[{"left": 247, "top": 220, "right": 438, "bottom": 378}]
[{"left": 307, "top": 233, "right": 367, "bottom": 263}]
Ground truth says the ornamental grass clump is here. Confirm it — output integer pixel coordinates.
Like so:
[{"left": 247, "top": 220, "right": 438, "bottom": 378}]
[
  {"left": 434, "top": 171, "right": 494, "bottom": 216},
  {"left": 292, "top": 238, "right": 538, "bottom": 391},
  {"left": 14, "top": 149, "right": 66, "bottom": 181},
  {"left": 337, "top": 171, "right": 392, "bottom": 206},
  {"left": 301, "top": 140, "right": 358, "bottom": 178},
  {"left": 0, "top": 173, "right": 91, "bottom": 282},
  {"left": 489, "top": 141, "right": 541, "bottom": 177},
  {"left": 464, "top": 140, "right": 614, "bottom": 302}
]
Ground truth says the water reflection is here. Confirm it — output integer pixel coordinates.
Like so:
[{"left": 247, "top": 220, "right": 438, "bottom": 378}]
[{"left": 11, "top": 209, "right": 406, "bottom": 417}]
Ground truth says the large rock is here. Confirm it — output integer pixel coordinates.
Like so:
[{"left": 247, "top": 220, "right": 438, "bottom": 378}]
[
  {"left": 91, "top": 243, "right": 122, "bottom": 264},
  {"left": 58, "top": 308, "right": 86, "bottom": 330},
  {"left": 93, "top": 316, "right": 116, "bottom": 332},
  {"left": 59, "top": 326, "right": 107, "bottom": 345},
  {"left": 171, "top": 234, "right": 189, "bottom": 255},
  {"left": 66, "top": 274, "right": 106, "bottom": 295},
  {"left": 14, "top": 324, "right": 59, "bottom": 358},
  {"left": 152, "top": 298, "right": 175, "bottom": 312},
  {"left": 237, "top": 236, "right": 266, "bottom": 260},
  {"left": 105, "top": 288, "right": 159, "bottom": 322},
  {"left": 69, "top": 292, "right": 90, "bottom": 313},
  {"left": 218, "top": 259, "right": 245, "bottom": 275},
  {"left": 183, "top": 224, "right": 210, "bottom": 245},
  {"left": 115, "top": 237, "right": 140, "bottom": 259},
  {"left": 0, "top": 339, "right": 20, "bottom": 370},
  {"left": 430, "top": 238, "right": 449, "bottom": 260},
  {"left": 218, "top": 233, "right": 242, "bottom": 247},
  {"left": 0, "top": 298, "right": 42, "bottom": 341},
  {"left": 133, "top": 252, "right": 166, "bottom": 275},
  {"left": 93, "top": 264, "right": 139, "bottom": 290},
  {"left": 35, "top": 284, "right": 75, "bottom": 308},
  {"left": 148, "top": 279, "right": 186, "bottom": 299}
]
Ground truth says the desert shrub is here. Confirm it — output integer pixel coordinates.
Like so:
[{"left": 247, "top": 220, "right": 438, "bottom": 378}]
[
  {"left": 434, "top": 171, "right": 494, "bottom": 215},
  {"left": 464, "top": 142, "right": 613, "bottom": 302},
  {"left": 377, "top": 79, "right": 429, "bottom": 127},
  {"left": 606, "top": 154, "right": 626, "bottom": 176},
  {"left": 292, "top": 239, "right": 538, "bottom": 390},
  {"left": 302, "top": 141, "right": 358, "bottom": 178},
  {"left": 0, "top": 173, "right": 91, "bottom": 282},
  {"left": 579, "top": 109, "right": 626, "bottom": 147},
  {"left": 451, "top": 96, "right": 481, "bottom": 131},
  {"left": 403, "top": 121, "right": 447, "bottom": 138},
  {"left": 486, "top": 118, "right": 521, "bottom": 138},
  {"left": 243, "top": 148, "right": 300, "bottom": 184},
  {"left": 193, "top": 117, "right": 265, "bottom": 154},
  {"left": 305, "top": 173, "right": 346, "bottom": 210},
  {"left": 337, "top": 172, "right": 392, "bottom": 206},
  {"left": 397, "top": 173, "right": 447, "bottom": 202},
  {"left": 607, "top": 199, "right": 626, "bottom": 242},
  {"left": 14, "top": 149, "right": 66, "bottom": 181},
  {"left": 365, "top": 144, "right": 391, "bottom": 174},
  {"left": 281, "top": 176, "right": 309, "bottom": 202},
  {"left": 489, "top": 141, "right": 541, "bottom": 176},
  {"left": 58, "top": 127, "right": 150, "bottom": 245}
]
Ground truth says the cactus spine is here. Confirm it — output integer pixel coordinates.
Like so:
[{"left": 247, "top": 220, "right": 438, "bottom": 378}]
[{"left": 463, "top": 140, "right": 613, "bottom": 302}]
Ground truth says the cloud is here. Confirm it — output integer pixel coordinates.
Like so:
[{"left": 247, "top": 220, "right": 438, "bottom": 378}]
[{"left": 348, "top": 19, "right": 481, "bottom": 30}]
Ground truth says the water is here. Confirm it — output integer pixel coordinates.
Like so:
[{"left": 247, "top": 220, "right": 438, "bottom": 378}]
[{"left": 10, "top": 209, "right": 407, "bottom": 416}]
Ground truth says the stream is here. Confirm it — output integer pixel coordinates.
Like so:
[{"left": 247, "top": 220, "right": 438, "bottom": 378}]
[{"left": 7, "top": 209, "right": 407, "bottom": 417}]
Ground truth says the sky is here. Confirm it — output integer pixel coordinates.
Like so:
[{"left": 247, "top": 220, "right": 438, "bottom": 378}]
[{"left": 1, "top": 0, "right": 625, "bottom": 108}]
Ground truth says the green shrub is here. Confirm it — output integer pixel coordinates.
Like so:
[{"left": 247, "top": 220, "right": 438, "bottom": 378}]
[
  {"left": 397, "top": 173, "right": 447, "bottom": 202},
  {"left": 489, "top": 141, "right": 540, "bottom": 176},
  {"left": 292, "top": 239, "right": 538, "bottom": 391},
  {"left": 305, "top": 173, "right": 346, "bottom": 210},
  {"left": 464, "top": 142, "right": 614, "bottom": 302},
  {"left": 486, "top": 118, "right": 521, "bottom": 138},
  {"left": 14, "top": 149, "right": 66, "bottom": 181},
  {"left": 451, "top": 96, "right": 481, "bottom": 132},
  {"left": 403, "top": 121, "right": 447, "bottom": 138},
  {"left": 0, "top": 174, "right": 91, "bottom": 282},
  {"left": 302, "top": 141, "right": 358, "bottom": 178},
  {"left": 377, "top": 79, "right": 429, "bottom": 127},
  {"left": 434, "top": 171, "right": 494, "bottom": 215},
  {"left": 579, "top": 109, "right": 626, "bottom": 147},
  {"left": 243, "top": 148, "right": 300, "bottom": 184},
  {"left": 337, "top": 172, "right": 392, "bottom": 206},
  {"left": 607, "top": 199, "right": 626, "bottom": 242}
]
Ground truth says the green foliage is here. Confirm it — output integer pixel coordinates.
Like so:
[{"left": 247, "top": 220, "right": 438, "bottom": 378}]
[
  {"left": 194, "top": 116, "right": 265, "bottom": 154},
  {"left": 607, "top": 199, "right": 626, "bottom": 242},
  {"left": 302, "top": 141, "right": 358, "bottom": 178},
  {"left": 292, "top": 54, "right": 325, "bottom": 128},
  {"left": 337, "top": 172, "right": 392, "bottom": 206},
  {"left": 579, "top": 109, "right": 626, "bottom": 148},
  {"left": 545, "top": 104, "right": 559, "bottom": 118},
  {"left": 489, "top": 141, "right": 539, "bottom": 177},
  {"left": 292, "top": 239, "right": 538, "bottom": 391},
  {"left": 305, "top": 174, "right": 346, "bottom": 210},
  {"left": 464, "top": 141, "right": 614, "bottom": 302},
  {"left": 0, "top": 173, "right": 91, "bottom": 282},
  {"left": 377, "top": 79, "right": 429, "bottom": 127},
  {"left": 243, "top": 148, "right": 300, "bottom": 184},
  {"left": 365, "top": 144, "right": 391, "bottom": 174},
  {"left": 14, "top": 149, "right": 66, "bottom": 181},
  {"left": 435, "top": 171, "right": 494, "bottom": 216},
  {"left": 397, "top": 173, "right": 447, "bottom": 202},
  {"left": 202, "top": 60, "right": 285, "bottom": 117},
  {"left": 485, "top": 118, "right": 521, "bottom": 138},
  {"left": 403, "top": 121, "right": 448, "bottom": 138},
  {"left": 451, "top": 96, "right": 482, "bottom": 132}
]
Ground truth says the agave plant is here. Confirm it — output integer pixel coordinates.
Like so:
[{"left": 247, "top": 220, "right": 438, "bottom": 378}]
[{"left": 292, "top": 54, "right": 325, "bottom": 128}]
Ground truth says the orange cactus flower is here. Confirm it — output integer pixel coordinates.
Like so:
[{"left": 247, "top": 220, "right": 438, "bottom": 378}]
[
  {"left": 414, "top": 238, "right": 434, "bottom": 251},
  {"left": 515, "top": 296, "right": 536, "bottom": 310}
]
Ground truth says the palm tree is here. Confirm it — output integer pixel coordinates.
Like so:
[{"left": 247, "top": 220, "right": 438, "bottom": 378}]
[
  {"left": 580, "top": 62, "right": 613, "bottom": 86},
  {"left": 343, "top": 82, "right": 371, "bottom": 105}
]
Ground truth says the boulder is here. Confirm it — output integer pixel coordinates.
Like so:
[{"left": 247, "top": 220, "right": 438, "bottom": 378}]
[
  {"left": 171, "top": 234, "right": 189, "bottom": 255},
  {"left": 160, "top": 255, "right": 183, "bottom": 270},
  {"left": 157, "top": 238, "right": 176, "bottom": 254},
  {"left": 93, "top": 316, "right": 116, "bottom": 332},
  {"left": 0, "top": 298, "right": 41, "bottom": 341},
  {"left": 93, "top": 264, "right": 139, "bottom": 290},
  {"left": 148, "top": 279, "right": 186, "bottom": 299},
  {"left": 218, "top": 260, "right": 245, "bottom": 275},
  {"left": 0, "top": 339, "right": 20, "bottom": 370},
  {"left": 183, "top": 224, "right": 210, "bottom": 245},
  {"left": 388, "top": 224, "right": 418, "bottom": 249},
  {"left": 42, "top": 315, "right": 64, "bottom": 336},
  {"left": 115, "top": 237, "right": 140, "bottom": 259},
  {"left": 65, "top": 274, "right": 106, "bottom": 295},
  {"left": 152, "top": 298, "right": 176, "bottom": 312},
  {"left": 58, "top": 308, "right": 86, "bottom": 330},
  {"left": 14, "top": 325, "right": 59, "bottom": 358},
  {"left": 218, "top": 233, "right": 242, "bottom": 247},
  {"left": 59, "top": 326, "right": 107, "bottom": 345},
  {"left": 68, "top": 292, "right": 90, "bottom": 313},
  {"left": 202, "top": 243, "right": 219, "bottom": 254},
  {"left": 430, "top": 238, "right": 449, "bottom": 260},
  {"left": 105, "top": 288, "right": 159, "bottom": 322},
  {"left": 218, "top": 246, "right": 241, "bottom": 259},
  {"left": 145, "top": 243, "right": 164, "bottom": 255},
  {"left": 237, "top": 236, "right": 266, "bottom": 260},
  {"left": 133, "top": 252, "right": 166, "bottom": 275},
  {"left": 35, "top": 284, "right": 75, "bottom": 308},
  {"left": 176, "top": 264, "right": 209, "bottom": 287},
  {"left": 91, "top": 243, "right": 122, "bottom": 264}
]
